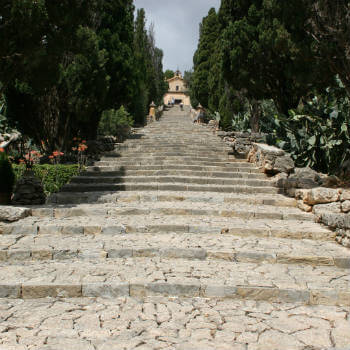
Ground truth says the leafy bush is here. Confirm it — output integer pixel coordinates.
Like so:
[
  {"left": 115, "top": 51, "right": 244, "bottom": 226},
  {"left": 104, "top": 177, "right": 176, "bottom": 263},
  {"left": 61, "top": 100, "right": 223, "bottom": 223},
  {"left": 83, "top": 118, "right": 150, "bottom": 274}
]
[
  {"left": 13, "top": 164, "right": 80, "bottom": 195},
  {"left": 0, "top": 151, "right": 15, "bottom": 193},
  {"left": 98, "top": 106, "right": 134, "bottom": 141},
  {"left": 261, "top": 88, "right": 350, "bottom": 175}
]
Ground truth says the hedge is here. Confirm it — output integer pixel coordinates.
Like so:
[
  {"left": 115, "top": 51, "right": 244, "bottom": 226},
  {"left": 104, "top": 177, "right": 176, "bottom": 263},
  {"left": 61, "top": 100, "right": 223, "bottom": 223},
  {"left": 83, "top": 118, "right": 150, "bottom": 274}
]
[{"left": 13, "top": 164, "right": 81, "bottom": 195}]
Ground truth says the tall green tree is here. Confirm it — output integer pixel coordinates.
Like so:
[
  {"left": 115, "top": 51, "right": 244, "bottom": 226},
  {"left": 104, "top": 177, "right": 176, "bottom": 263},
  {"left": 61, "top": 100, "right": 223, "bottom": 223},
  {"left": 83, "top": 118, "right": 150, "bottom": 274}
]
[
  {"left": 192, "top": 8, "right": 220, "bottom": 108},
  {"left": 1, "top": 0, "right": 111, "bottom": 150},
  {"left": 221, "top": 0, "right": 331, "bottom": 118},
  {"left": 307, "top": 0, "right": 350, "bottom": 96}
]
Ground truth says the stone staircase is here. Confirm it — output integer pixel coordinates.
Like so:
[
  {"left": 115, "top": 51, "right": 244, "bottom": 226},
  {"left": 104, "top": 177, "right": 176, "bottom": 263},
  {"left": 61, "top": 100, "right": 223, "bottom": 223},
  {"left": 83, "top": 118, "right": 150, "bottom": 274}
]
[{"left": 0, "top": 106, "right": 349, "bottom": 350}]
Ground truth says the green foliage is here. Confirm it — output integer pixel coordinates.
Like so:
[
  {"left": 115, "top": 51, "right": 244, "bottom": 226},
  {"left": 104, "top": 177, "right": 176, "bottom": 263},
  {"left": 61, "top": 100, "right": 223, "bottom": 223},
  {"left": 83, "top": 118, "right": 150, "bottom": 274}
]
[
  {"left": 164, "top": 70, "right": 174, "bottom": 80},
  {"left": 1, "top": 1, "right": 166, "bottom": 148},
  {"left": 130, "top": 9, "right": 166, "bottom": 124},
  {"left": 192, "top": 8, "right": 220, "bottom": 108},
  {"left": 98, "top": 106, "right": 134, "bottom": 140},
  {"left": 221, "top": 0, "right": 332, "bottom": 116},
  {"left": 0, "top": 152, "right": 15, "bottom": 193},
  {"left": 13, "top": 164, "right": 80, "bottom": 195},
  {"left": 308, "top": 0, "right": 350, "bottom": 96},
  {"left": 265, "top": 91, "right": 350, "bottom": 175}
]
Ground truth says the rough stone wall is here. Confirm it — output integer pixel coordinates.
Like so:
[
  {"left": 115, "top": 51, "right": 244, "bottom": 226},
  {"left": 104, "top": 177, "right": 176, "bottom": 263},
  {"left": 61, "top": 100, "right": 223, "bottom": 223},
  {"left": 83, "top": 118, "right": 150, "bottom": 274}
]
[{"left": 213, "top": 127, "right": 350, "bottom": 249}]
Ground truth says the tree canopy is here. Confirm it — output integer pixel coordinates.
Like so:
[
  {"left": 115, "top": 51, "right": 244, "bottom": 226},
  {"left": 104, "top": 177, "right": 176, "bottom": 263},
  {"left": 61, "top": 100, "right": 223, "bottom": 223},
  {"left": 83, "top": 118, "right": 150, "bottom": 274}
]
[{"left": 0, "top": 1, "right": 166, "bottom": 150}]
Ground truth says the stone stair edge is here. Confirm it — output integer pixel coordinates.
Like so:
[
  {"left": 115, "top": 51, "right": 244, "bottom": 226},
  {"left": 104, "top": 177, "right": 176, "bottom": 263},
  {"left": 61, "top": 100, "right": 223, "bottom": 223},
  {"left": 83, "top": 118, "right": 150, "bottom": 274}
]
[
  {"left": 0, "top": 281, "right": 349, "bottom": 306},
  {"left": 1, "top": 246, "right": 349, "bottom": 269}
]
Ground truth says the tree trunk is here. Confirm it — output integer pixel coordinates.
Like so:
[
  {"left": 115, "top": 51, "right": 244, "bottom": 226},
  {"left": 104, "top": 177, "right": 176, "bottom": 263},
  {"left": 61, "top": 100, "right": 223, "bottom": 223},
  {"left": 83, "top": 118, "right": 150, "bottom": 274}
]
[{"left": 250, "top": 100, "right": 260, "bottom": 133}]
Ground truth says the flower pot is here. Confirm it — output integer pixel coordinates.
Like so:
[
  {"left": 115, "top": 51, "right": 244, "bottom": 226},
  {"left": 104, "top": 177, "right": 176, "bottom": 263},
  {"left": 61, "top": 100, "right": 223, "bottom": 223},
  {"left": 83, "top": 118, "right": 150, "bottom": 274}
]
[{"left": 0, "top": 192, "right": 11, "bottom": 205}]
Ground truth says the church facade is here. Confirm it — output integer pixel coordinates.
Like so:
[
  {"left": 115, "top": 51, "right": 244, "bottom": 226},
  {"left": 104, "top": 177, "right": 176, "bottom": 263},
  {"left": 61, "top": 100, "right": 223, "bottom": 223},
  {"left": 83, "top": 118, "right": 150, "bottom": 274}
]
[{"left": 163, "top": 71, "right": 191, "bottom": 106}]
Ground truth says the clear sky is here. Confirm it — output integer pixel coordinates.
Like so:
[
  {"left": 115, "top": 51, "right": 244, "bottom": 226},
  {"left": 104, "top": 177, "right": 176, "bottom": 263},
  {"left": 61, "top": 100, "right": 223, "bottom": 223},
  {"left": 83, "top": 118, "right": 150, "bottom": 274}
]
[{"left": 134, "top": 0, "right": 221, "bottom": 73}]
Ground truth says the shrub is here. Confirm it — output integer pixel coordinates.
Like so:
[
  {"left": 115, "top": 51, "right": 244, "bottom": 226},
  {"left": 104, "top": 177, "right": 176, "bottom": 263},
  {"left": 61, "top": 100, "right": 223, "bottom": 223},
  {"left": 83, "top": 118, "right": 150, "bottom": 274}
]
[
  {"left": 98, "top": 106, "right": 134, "bottom": 141},
  {"left": 13, "top": 164, "right": 80, "bottom": 195},
  {"left": 0, "top": 151, "right": 15, "bottom": 193}
]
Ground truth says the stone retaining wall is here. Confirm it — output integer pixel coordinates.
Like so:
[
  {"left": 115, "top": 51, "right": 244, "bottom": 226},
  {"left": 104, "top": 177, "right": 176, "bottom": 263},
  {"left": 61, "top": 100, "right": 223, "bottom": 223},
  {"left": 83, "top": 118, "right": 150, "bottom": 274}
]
[{"left": 212, "top": 126, "right": 350, "bottom": 248}]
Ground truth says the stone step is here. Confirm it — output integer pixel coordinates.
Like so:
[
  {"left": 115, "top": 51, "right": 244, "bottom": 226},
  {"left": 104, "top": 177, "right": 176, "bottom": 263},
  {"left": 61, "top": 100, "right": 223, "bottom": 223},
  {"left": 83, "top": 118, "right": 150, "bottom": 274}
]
[
  {"left": 2, "top": 233, "right": 349, "bottom": 268},
  {"left": 31, "top": 202, "right": 313, "bottom": 221},
  {"left": 1, "top": 216, "right": 333, "bottom": 241},
  {"left": 69, "top": 176, "right": 274, "bottom": 188},
  {"left": 88, "top": 164, "right": 261, "bottom": 173},
  {"left": 48, "top": 190, "right": 297, "bottom": 207},
  {"left": 60, "top": 182, "right": 281, "bottom": 194},
  {"left": 1, "top": 297, "right": 348, "bottom": 350},
  {"left": 101, "top": 155, "right": 237, "bottom": 162},
  {"left": 119, "top": 145, "right": 233, "bottom": 152},
  {"left": 95, "top": 160, "right": 251, "bottom": 167},
  {"left": 81, "top": 169, "right": 266, "bottom": 179},
  {"left": 0, "top": 258, "right": 348, "bottom": 305}
]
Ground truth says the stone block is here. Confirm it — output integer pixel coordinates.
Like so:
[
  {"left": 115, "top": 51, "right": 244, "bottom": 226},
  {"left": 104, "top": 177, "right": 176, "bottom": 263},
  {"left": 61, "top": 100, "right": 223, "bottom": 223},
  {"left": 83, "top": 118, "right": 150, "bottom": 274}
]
[
  {"left": 107, "top": 249, "right": 133, "bottom": 258},
  {"left": 61, "top": 226, "right": 84, "bottom": 235},
  {"left": 341, "top": 200, "right": 350, "bottom": 213},
  {"left": 304, "top": 187, "right": 340, "bottom": 205},
  {"left": 310, "top": 289, "right": 339, "bottom": 306},
  {"left": 201, "top": 285, "right": 237, "bottom": 298},
  {"left": 130, "top": 282, "right": 200, "bottom": 298},
  {"left": 159, "top": 248, "right": 207, "bottom": 260},
  {"left": 321, "top": 213, "right": 346, "bottom": 228},
  {"left": 313, "top": 203, "right": 341, "bottom": 219},
  {"left": 22, "top": 284, "right": 82, "bottom": 298},
  {"left": 102, "top": 226, "right": 126, "bottom": 235},
  {"left": 236, "top": 287, "right": 310, "bottom": 304},
  {"left": 0, "top": 284, "right": 21, "bottom": 298},
  {"left": 7, "top": 250, "right": 31, "bottom": 261},
  {"left": 84, "top": 226, "right": 102, "bottom": 235},
  {"left": 0, "top": 206, "right": 31, "bottom": 222},
  {"left": 82, "top": 283, "right": 129, "bottom": 298},
  {"left": 341, "top": 189, "right": 350, "bottom": 201},
  {"left": 32, "top": 250, "right": 53, "bottom": 260},
  {"left": 297, "top": 200, "right": 312, "bottom": 213}
]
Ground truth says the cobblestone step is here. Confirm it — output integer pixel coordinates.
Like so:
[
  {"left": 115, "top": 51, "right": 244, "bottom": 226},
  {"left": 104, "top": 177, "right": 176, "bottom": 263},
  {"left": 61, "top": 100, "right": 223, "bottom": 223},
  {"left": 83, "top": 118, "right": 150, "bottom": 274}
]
[
  {"left": 69, "top": 176, "right": 274, "bottom": 188},
  {"left": 1, "top": 216, "right": 333, "bottom": 241},
  {"left": 60, "top": 183, "right": 281, "bottom": 194},
  {"left": 49, "top": 190, "right": 297, "bottom": 206},
  {"left": 31, "top": 202, "right": 313, "bottom": 221},
  {"left": 0, "top": 258, "right": 349, "bottom": 305},
  {"left": 81, "top": 169, "right": 266, "bottom": 179},
  {"left": 88, "top": 164, "right": 262, "bottom": 173},
  {"left": 1, "top": 233, "right": 349, "bottom": 268},
  {"left": 1, "top": 297, "right": 348, "bottom": 350},
  {"left": 95, "top": 160, "right": 253, "bottom": 167}
]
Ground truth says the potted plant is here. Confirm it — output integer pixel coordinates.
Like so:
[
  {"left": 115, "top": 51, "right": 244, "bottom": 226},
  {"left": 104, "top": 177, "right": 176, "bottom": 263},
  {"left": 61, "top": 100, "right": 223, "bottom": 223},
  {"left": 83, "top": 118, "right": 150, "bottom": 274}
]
[{"left": 0, "top": 149, "right": 15, "bottom": 204}]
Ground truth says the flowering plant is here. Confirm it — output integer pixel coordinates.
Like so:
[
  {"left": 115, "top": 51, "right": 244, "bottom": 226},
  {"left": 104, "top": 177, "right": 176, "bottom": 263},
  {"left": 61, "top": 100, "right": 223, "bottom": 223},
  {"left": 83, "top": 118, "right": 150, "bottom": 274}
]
[
  {"left": 48, "top": 151, "right": 64, "bottom": 164},
  {"left": 22, "top": 150, "right": 42, "bottom": 169},
  {"left": 72, "top": 138, "right": 88, "bottom": 171}
]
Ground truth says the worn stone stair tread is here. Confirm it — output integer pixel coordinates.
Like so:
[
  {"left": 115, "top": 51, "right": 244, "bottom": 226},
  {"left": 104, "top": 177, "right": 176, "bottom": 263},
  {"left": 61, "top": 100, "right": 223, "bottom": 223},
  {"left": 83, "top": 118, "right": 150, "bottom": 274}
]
[
  {"left": 1, "top": 215, "right": 332, "bottom": 240},
  {"left": 87, "top": 164, "right": 262, "bottom": 173},
  {"left": 49, "top": 190, "right": 297, "bottom": 207},
  {"left": 81, "top": 169, "right": 266, "bottom": 179},
  {"left": 30, "top": 201, "right": 313, "bottom": 221},
  {"left": 1, "top": 297, "right": 349, "bottom": 350},
  {"left": 60, "top": 183, "right": 281, "bottom": 195},
  {"left": 100, "top": 154, "right": 237, "bottom": 161},
  {"left": 69, "top": 176, "right": 273, "bottom": 188},
  {"left": 2, "top": 233, "right": 349, "bottom": 268},
  {"left": 0, "top": 258, "right": 349, "bottom": 304},
  {"left": 95, "top": 160, "right": 254, "bottom": 167}
]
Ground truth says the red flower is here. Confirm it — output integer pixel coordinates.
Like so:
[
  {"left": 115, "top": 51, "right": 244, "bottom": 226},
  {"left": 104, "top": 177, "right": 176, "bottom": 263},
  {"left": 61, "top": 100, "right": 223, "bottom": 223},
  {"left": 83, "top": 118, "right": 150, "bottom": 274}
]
[
  {"left": 49, "top": 155, "right": 54, "bottom": 159},
  {"left": 0, "top": 148, "right": 4, "bottom": 153}
]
